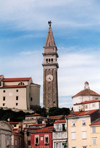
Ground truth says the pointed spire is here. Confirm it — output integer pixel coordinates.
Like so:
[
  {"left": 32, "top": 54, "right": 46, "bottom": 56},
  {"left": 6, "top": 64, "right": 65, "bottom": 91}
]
[{"left": 45, "top": 21, "right": 56, "bottom": 47}]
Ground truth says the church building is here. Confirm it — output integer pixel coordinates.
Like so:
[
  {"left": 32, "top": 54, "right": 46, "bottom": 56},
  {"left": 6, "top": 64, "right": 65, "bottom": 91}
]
[
  {"left": 0, "top": 75, "right": 40, "bottom": 110},
  {"left": 42, "top": 22, "right": 59, "bottom": 110}
]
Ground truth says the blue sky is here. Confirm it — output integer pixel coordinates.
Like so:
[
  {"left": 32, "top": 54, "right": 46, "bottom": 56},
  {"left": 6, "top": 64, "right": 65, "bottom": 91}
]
[{"left": 1, "top": 0, "right": 100, "bottom": 108}]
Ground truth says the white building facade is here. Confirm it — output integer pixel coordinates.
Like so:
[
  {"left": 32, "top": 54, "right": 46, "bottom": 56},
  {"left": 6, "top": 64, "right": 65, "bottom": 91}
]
[
  {"left": 53, "top": 120, "right": 67, "bottom": 148},
  {"left": 72, "top": 82, "right": 100, "bottom": 112},
  {"left": 0, "top": 75, "right": 40, "bottom": 110}
]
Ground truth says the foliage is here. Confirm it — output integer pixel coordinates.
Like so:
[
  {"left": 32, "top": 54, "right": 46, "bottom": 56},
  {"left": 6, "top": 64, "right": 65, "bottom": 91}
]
[
  {"left": 0, "top": 108, "right": 30, "bottom": 122},
  {"left": 0, "top": 106, "right": 70, "bottom": 122},
  {"left": 48, "top": 107, "right": 70, "bottom": 116}
]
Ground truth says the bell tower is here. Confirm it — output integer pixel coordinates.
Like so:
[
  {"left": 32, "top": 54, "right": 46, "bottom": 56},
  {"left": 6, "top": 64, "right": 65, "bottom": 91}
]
[{"left": 42, "top": 21, "right": 59, "bottom": 110}]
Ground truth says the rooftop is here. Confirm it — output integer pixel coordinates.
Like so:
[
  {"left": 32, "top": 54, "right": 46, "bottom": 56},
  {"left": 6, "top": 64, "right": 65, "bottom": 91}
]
[
  {"left": 90, "top": 118, "right": 100, "bottom": 126},
  {"left": 74, "top": 100, "right": 100, "bottom": 105},
  {"left": 67, "top": 109, "right": 98, "bottom": 118},
  {"left": 25, "top": 113, "right": 40, "bottom": 117},
  {"left": 54, "top": 120, "right": 66, "bottom": 124},
  {"left": 32, "top": 126, "right": 54, "bottom": 133},
  {"left": 72, "top": 89, "right": 100, "bottom": 98},
  {"left": 2, "top": 77, "right": 31, "bottom": 82}
]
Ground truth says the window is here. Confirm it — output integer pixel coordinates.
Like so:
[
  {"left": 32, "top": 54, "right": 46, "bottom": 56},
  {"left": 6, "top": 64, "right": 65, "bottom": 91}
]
[
  {"left": 83, "top": 146, "right": 87, "bottom": 148},
  {"left": 72, "top": 121, "right": 75, "bottom": 126},
  {"left": 51, "top": 58, "right": 53, "bottom": 62},
  {"left": 3, "top": 96, "right": 5, "bottom": 101},
  {"left": 18, "top": 82, "right": 24, "bottom": 85},
  {"left": 46, "top": 59, "right": 48, "bottom": 63},
  {"left": 16, "top": 96, "right": 18, "bottom": 100},
  {"left": 53, "top": 133, "right": 56, "bottom": 138},
  {"left": 82, "top": 120, "right": 86, "bottom": 126},
  {"left": 85, "top": 105, "right": 88, "bottom": 109},
  {"left": 92, "top": 127, "right": 96, "bottom": 133},
  {"left": 58, "top": 133, "right": 61, "bottom": 138},
  {"left": 16, "top": 103, "right": 18, "bottom": 106},
  {"left": 92, "top": 137, "right": 96, "bottom": 145},
  {"left": 92, "top": 103, "right": 95, "bottom": 107},
  {"left": 16, "top": 90, "right": 18, "bottom": 92},
  {"left": 3, "top": 90, "right": 5, "bottom": 93},
  {"left": 0, "top": 82, "right": 1, "bottom": 86},
  {"left": 35, "top": 136, "right": 39, "bottom": 145},
  {"left": 82, "top": 131, "right": 87, "bottom": 139},
  {"left": 45, "top": 135, "right": 49, "bottom": 144},
  {"left": 71, "top": 132, "right": 76, "bottom": 140},
  {"left": 57, "top": 124, "right": 59, "bottom": 130},
  {"left": 31, "top": 97, "right": 33, "bottom": 101},
  {"left": 15, "top": 139, "right": 17, "bottom": 146},
  {"left": 58, "top": 142, "right": 61, "bottom": 148},
  {"left": 41, "top": 136, "right": 43, "bottom": 141},
  {"left": 62, "top": 124, "right": 65, "bottom": 131},
  {"left": 3, "top": 103, "right": 5, "bottom": 106},
  {"left": 95, "top": 98, "right": 98, "bottom": 100},
  {"left": 72, "top": 147, "right": 76, "bottom": 148}
]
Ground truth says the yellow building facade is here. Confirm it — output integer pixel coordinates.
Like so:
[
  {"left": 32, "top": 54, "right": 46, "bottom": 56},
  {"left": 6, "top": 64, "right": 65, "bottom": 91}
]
[
  {"left": 90, "top": 118, "right": 100, "bottom": 148},
  {"left": 67, "top": 110, "right": 100, "bottom": 148}
]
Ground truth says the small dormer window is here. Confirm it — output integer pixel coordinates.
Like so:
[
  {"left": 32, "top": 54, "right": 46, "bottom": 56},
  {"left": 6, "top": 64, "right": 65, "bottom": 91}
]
[
  {"left": 95, "top": 98, "right": 98, "bottom": 100},
  {"left": 18, "top": 82, "right": 25, "bottom": 85},
  {"left": 82, "top": 120, "right": 86, "bottom": 126},
  {"left": 72, "top": 121, "right": 75, "bottom": 127}
]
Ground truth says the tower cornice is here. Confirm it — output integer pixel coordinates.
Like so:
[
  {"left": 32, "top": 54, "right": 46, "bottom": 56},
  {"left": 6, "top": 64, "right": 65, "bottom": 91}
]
[{"left": 42, "top": 52, "right": 59, "bottom": 58}]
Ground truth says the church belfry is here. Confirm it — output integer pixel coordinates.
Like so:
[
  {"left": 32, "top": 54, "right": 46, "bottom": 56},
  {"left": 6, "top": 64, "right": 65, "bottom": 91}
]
[{"left": 42, "top": 21, "right": 59, "bottom": 110}]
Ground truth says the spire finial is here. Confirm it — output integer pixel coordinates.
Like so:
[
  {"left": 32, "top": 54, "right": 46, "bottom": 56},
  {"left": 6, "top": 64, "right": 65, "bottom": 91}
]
[{"left": 48, "top": 21, "right": 52, "bottom": 28}]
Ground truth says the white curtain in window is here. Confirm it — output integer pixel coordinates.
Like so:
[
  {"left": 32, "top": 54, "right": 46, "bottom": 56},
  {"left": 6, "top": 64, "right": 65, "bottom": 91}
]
[
  {"left": 71, "top": 132, "right": 76, "bottom": 140},
  {"left": 82, "top": 131, "right": 86, "bottom": 139}
]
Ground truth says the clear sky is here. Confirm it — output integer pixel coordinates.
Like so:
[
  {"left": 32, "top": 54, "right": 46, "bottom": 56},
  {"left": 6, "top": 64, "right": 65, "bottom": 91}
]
[{"left": 1, "top": 0, "right": 100, "bottom": 108}]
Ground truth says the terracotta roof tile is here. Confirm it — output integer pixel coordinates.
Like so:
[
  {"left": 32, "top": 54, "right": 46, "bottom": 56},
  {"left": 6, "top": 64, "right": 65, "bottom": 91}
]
[
  {"left": 0, "top": 75, "right": 3, "bottom": 77},
  {"left": 67, "top": 109, "right": 98, "bottom": 117},
  {"left": 49, "top": 115, "right": 64, "bottom": 120},
  {"left": 2, "top": 77, "right": 31, "bottom": 82},
  {"left": 74, "top": 100, "right": 100, "bottom": 105},
  {"left": 72, "top": 89, "right": 100, "bottom": 98},
  {"left": 25, "top": 113, "right": 40, "bottom": 117},
  {"left": 0, "top": 85, "right": 28, "bottom": 88},
  {"left": 33, "top": 126, "right": 54, "bottom": 133},
  {"left": 54, "top": 120, "right": 66, "bottom": 123},
  {"left": 90, "top": 118, "right": 100, "bottom": 125}
]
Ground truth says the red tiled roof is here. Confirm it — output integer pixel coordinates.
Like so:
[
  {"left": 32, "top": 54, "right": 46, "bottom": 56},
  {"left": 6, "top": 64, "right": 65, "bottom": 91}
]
[
  {"left": 25, "top": 113, "right": 40, "bottom": 117},
  {"left": 74, "top": 100, "right": 100, "bottom": 105},
  {"left": 67, "top": 109, "right": 98, "bottom": 118},
  {"left": 33, "top": 126, "right": 54, "bottom": 133},
  {"left": 85, "top": 81, "right": 89, "bottom": 84},
  {"left": 24, "top": 127, "right": 41, "bottom": 129},
  {"left": 9, "top": 122, "right": 20, "bottom": 124},
  {"left": 0, "top": 75, "right": 3, "bottom": 77},
  {"left": 28, "top": 123, "right": 45, "bottom": 126},
  {"left": 49, "top": 115, "right": 64, "bottom": 120},
  {"left": 2, "top": 77, "right": 31, "bottom": 82},
  {"left": 72, "top": 89, "right": 100, "bottom": 98},
  {"left": 54, "top": 120, "right": 66, "bottom": 124},
  {"left": 0, "top": 85, "right": 28, "bottom": 88},
  {"left": 90, "top": 119, "right": 100, "bottom": 125}
]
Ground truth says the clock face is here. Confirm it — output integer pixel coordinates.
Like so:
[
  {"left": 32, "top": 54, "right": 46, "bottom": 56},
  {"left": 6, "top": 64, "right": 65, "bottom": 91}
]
[{"left": 46, "top": 75, "right": 53, "bottom": 82}]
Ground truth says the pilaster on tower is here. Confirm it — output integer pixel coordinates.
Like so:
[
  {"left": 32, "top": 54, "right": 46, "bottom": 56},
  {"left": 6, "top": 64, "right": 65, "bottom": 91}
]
[{"left": 42, "top": 21, "right": 59, "bottom": 110}]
